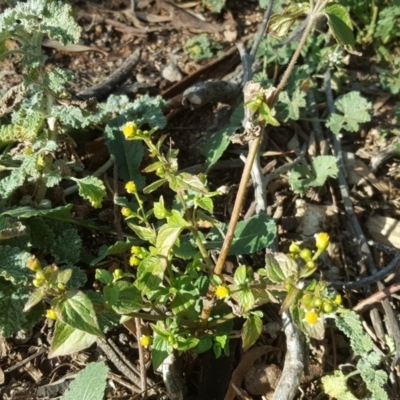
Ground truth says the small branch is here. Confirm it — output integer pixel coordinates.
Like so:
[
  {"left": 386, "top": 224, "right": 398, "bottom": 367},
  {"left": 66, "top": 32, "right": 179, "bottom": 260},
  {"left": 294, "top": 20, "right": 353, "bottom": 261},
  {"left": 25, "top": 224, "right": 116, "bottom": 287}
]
[
  {"left": 135, "top": 318, "right": 147, "bottom": 395},
  {"left": 271, "top": 311, "right": 304, "bottom": 400},
  {"left": 328, "top": 253, "right": 400, "bottom": 289},
  {"left": 78, "top": 48, "right": 141, "bottom": 101},
  {"left": 354, "top": 281, "right": 400, "bottom": 312}
]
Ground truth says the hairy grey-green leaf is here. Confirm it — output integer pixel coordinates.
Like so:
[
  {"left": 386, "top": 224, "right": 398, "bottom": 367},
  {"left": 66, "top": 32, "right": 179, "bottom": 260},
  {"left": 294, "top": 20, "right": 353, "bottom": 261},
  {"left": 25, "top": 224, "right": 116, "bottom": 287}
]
[
  {"left": 0, "top": 281, "right": 44, "bottom": 337},
  {"left": 61, "top": 361, "right": 109, "bottom": 400}
]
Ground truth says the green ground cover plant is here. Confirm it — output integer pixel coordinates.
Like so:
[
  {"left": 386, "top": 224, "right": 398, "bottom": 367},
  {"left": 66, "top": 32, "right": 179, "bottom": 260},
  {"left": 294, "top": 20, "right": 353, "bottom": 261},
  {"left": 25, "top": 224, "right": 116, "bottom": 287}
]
[{"left": 0, "top": 0, "right": 396, "bottom": 399}]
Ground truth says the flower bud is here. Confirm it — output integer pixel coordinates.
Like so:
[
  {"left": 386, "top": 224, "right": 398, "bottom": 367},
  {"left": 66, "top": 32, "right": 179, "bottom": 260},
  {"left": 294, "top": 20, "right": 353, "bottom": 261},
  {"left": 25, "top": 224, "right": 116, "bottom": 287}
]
[
  {"left": 215, "top": 285, "right": 230, "bottom": 299},
  {"left": 46, "top": 309, "right": 57, "bottom": 320},
  {"left": 27, "top": 256, "right": 41, "bottom": 271},
  {"left": 122, "top": 122, "right": 138, "bottom": 139}
]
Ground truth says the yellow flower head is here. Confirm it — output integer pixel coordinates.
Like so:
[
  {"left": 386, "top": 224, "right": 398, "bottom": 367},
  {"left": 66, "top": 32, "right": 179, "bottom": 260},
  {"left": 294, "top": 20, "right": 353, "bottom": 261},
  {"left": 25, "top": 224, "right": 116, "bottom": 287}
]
[
  {"left": 139, "top": 335, "right": 152, "bottom": 348},
  {"left": 315, "top": 232, "right": 329, "bottom": 251},
  {"left": 215, "top": 285, "right": 230, "bottom": 299},
  {"left": 46, "top": 309, "right": 57, "bottom": 320},
  {"left": 131, "top": 246, "right": 141, "bottom": 255},
  {"left": 122, "top": 122, "right": 138, "bottom": 139},
  {"left": 125, "top": 181, "right": 137, "bottom": 194},
  {"left": 129, "top": 255, "right": 140, "bottom": 267},
  {"left": 121, "top": 207, "right": 133, "bottom": 217},
  {"left": 304, "top": 309, "right": 320, "bottom": 325}
]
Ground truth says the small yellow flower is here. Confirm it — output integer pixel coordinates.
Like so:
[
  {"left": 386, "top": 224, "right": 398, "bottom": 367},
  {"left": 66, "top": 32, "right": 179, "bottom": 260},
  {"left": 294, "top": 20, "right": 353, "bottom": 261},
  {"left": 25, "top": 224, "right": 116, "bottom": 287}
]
[
  {"left": 125, "top": 181, "right": 137, "bottom": 194},
  {"left": 46, "top": 309, "right": 57, "bottom": 320},
  {"left": 122, "top": 121, "right": 138, "bottom": 139},
  {"left": 131, "top": 246, "right": 141, "bottom": 255},
  {"left": 334, "top": 294, "right": 342, "bottom": 306},
  {"left": 139, "top": 335, "right": 152, "bottom": 348},
  {"left": 121, "top": 207, "right": 133, "bottom": 217},
  {"left": 315, "top": 232, "right": 329, "bottom": 251},
  {"left": 304, "top": 309, "right": 320, "bottom": 325},
  {"left": 215, "top": 285, "right": 230, "bottom": 299},
  {"left": 129, "top": 255, "right": 140, "bottom": 267}
]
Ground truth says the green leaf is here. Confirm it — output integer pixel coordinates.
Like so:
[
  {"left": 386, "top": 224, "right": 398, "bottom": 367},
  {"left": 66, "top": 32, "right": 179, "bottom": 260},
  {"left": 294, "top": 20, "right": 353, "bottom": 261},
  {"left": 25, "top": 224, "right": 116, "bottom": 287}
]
[
  {"left": 335, "top": 311, "right": 374, "bottom": 355},
  {"left": 276, "top": 88, "right": 306, "bottom": 122},
  {"left": 322, "top": 370, "right": 359, "bottom": 400},
  {"left": 237, "top": 289, "right": 255, "bottom": 311},
  {"left": 95, "top": 269, "right": 113, "bottom": 285},
  {"left": 0, "top": 281, "right": 44, "bottom": 337},
  {"left": 49, "top": 223, "right": 82, "bottom": 265},
  {"left": 264, "top": 252, "right": 298, "bottom": 283},
  {"left": 105, "top": 116, "right": 145, "bottom": 188},
  {"left": 175, "top": 336, "right": 200, "bottom": 351},
  {"left": 288, "top": 155, "right": 338, "bottom": 195},
  {"left": 91, "top": 241, "right": 133, "bottom": 266},
  {"left": 61, "top": 361, "right": 109, "bottom": 400},
  {"left": 326, "top": 91, "right": 371, "bottom": 134},
  {"left": 203, "top": 104, "right": 244, "bottom": 169},
  {"left": 135, "top": 255, "right": 164, "bottom": 294},
  {"left": 156, "top": 223, "right": 186, "bottom": 268},
  {"left": 54, "top": 291, "right": 104, "bottom": 338},
  {"left": 268, "top": 3, "right": 309, "bottom": 37},
  {"left": 49, "top": 319, "right": 97, "bottom": 358},
  {"left": 171, "top": 292, "right": 197, "bottom": 319},
  {"left": 128, "top": 223, "right": 156, "bottom": 244},
  {"left": 234, "top": 265, "right": 247, "bottom": 285},
  {"left": 242, "top": 313, "right": 263, "bottom": 351},
  {"left": 3, "top": 204, "right": 73, "bottom": 220},
  {"left": 152, "top": 332, "right": 173, "bottom": 370},
  {"left": 205, "top": 214, "right": 276, "bottom": 255},
  {"left": 143, "top": 179, "right": 167, "bottom": 194},
  {"left": 73, "top": 176, "right": 106, "bottom": 209},
  {"left": 0, "top": 245, "right": 31, "bottom": 284},
  {"left": 169, "top": 173, "right": 208, "bottom": 194},
  {"left": 196, "top": 196, "right": 213, "bottom": 213},
  {"left": 111, "top": 281, "right": 144, "bottom": 314},
  {"left": 324, "top": 3, "right": 355, "bottom": 50}
]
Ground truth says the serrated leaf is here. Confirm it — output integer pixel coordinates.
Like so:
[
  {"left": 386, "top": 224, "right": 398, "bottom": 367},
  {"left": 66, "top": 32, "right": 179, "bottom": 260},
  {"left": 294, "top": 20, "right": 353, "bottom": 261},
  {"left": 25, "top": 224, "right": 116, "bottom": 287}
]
[
  {"left": 276, "top": 88, "right": 306, "bottom": 122},
  {"left": 264, "top": 252, "right": 298, "bottom": 283},
  {"left": 324, "top": 3, "right": 355, "bottom": 50},
  {"left": 49, "top": 319, "right": 97, "bottom": 358},
  {"left": 326, "top": 91, "right": 371, "bottom": 134},
  {"left": 54, "top": 291, "right": 104, "bottom": 338},
  {"left": 0, "top": 216, "right": 26, "bottom": 240},
  {"left": 61, "top": 361, "right": 109, "bottom": 400},
  {"left": 0, "top": 245, "right": 31, "bottom": 284},
  {"left": 135, "top": 256, "right": 164, "bottom": 294},
  {"left": 49, "top": 223, "right": 82, "bottom": 264},
  {"left": 0, "top": 281, "right": 44, "bottom": 337},
  {"left": 335, "top": 311, "right": 374, "bottom": 355},
  {"left": 196, "top": 196, "right": 213, "bottom": 213},
  {"left": 73, "top": 176, "right": 106, "bottom": 208},
  {"left": 128, "top": 223, "right": 156, "bottom": 243},
  {"left": 242, "top": 313, "right": 262, "bottom": 351},
  {"left": 0, "top": 169, "right": 25, "bottom": 200},
  {"left": 169, "top": 173, "right": 208, "bottom": 194},
  {"left": 237, "top": 289, "right": 255, "bottom": 311},
  {"left": 205, "top": 214, "right": 276, "bottom": 255},
  {"left": 171, "top": 292, "right": 197, "bottom": 318},
  {"left": 112, "top": 281, "right": 144, "bottom": 314},
  {"left": 322, "top": 370, "right": 358, "bottom": 400},
  {"left": 204, "top": 104, "right": 244, "bottom": 169},
  {"left": 288, "top": 155, "right": 338, "bottom": 195}
]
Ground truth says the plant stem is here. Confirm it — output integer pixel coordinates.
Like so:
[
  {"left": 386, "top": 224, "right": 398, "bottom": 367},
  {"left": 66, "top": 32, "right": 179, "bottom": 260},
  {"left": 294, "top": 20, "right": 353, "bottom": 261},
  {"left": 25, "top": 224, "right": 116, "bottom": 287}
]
[{"left": 199, "top": 1, "right": 323, "bottom": 326}]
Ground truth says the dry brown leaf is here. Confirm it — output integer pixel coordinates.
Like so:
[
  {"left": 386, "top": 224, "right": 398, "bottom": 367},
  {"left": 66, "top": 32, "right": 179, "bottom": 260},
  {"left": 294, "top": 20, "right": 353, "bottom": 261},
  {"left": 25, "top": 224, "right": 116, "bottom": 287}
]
[{"left": 42, "top": 39, "right": 108, "bottom": 56}]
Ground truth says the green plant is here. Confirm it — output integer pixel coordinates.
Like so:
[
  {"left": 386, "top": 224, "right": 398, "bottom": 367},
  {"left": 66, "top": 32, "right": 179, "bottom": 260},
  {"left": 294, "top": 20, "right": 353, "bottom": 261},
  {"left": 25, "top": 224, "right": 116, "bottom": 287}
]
[
  {"left": 322, "top": 311, "right": 391, "bottom": 400},
  {"left": 0, "top": 1, "right": 389, "bottom": 398},
  {"left": 184, "top": 34, "right": 222, "bottom": 61}
]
